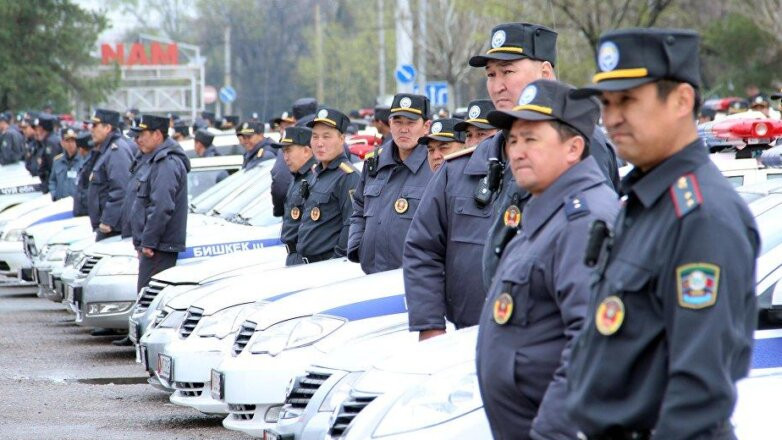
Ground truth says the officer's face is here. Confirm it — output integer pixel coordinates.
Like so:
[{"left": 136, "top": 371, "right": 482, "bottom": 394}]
[
  {"left": 389, "top": 116, "right": 430, "bottom": 151},
  {"left": 136, "top": 129, "right": 163, "bottom": 154},
  {"left": 506, "top": 119, "right": 583, "bottom": 195},
  {"left": 21, "top": 124, "right": 34, "bottom": 138},
  {"left": 600, "top": 82, "right": 696, "bottom": 171},
  {"left": 485, "top": 59, "right": 553, "bottom": 110},
  {"left": 237, "top": 134, "right": 252, "bottom": 150},
  {"left": 310, "top": 123, "right": 345, "bottom": 163},
  {"left": 0, "top": 121, "right": 8, "bottom": 132},
  {"left": 34, "top": 126, "right": 47, "bottom": 141},
  {"left": 194, "top": 141, "right": 205, "bottom": 157},
  {"left": 426, "top": 140, "right": 463, "bottom": 172},
  {"left": 91, "top": 122, "right": 112, "bottom": 144},
  {"left": 61, "top": 138, "right": 77, "bottom": 156},
  {"left": 465, "top": 126, "right": 497, "bottom": 147},
  {"left": 282, "top": 144, "right": 313, "bottom": 172}
]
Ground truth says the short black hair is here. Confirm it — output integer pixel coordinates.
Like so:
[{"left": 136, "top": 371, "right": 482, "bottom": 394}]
[
  {"left": 549, "top": 120, "right": 590, "bottom": 159},
  {"left": 656, "top": 79, "right": 701, "bottom": 118}
]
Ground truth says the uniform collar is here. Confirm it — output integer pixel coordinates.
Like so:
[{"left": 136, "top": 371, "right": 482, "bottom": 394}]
[
  {"left": 98, "top": 130, "right": 120, "bottom": 153},
  {"left": 149, "top": 137, "right": 177, "bottom": 162},
  {"left": 522, "top": 156, "right": 607, "bottom": 236},
  {"left": 378, "top": 142, "right": 427, "bottom": 173},
  {"left": 248, "top": 138, "right": 270, "bottom": 156},
  {"left": 316, "top": 153, "right": 349, "bottom": 175},
  {"left": 297, "top": 156, "right": 318, "bottom": 176},
  {"left": 464, "top": 131, "right": 505, "bottom": 175},
  {"left": 622, "top": 138, "right": 706, "bottom": 208}
]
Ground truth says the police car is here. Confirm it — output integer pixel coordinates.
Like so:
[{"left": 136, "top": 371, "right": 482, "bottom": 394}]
[
  {"left": 212, "top": 269, "right": 408, "bottom": 438},
  {"left": 0, "top": 162, "right": 47, "bottom": 213},
  {"left": 29, "top": 221, "right": 94, "bottom": 301},
  {"left": 150, "top": 259, "right": 366, "bottom": 408}
]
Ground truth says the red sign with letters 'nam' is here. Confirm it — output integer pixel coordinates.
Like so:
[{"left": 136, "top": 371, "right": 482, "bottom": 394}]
[{"left": 101, "top": 43, "right": 179, "bottom": 66}]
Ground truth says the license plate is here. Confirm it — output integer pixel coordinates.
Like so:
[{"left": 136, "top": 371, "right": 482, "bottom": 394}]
[
  {"left": 47, "top": 273, "right": 55, "bottom": 288},
  {"left": 157, "top": 354, "right": 172, "bottom": 381},
  {"left": 66, "top": 285, "right": 74, "bottom": 302},
  {"left": 32, "top": 269, "right": 39, "bottom": 283},
  {"left": 210, "top": 369, "right": 223, "bottom": 400},
  {"left": 135, "top": 344, "right": 142, "bottom": 363},
  {"left": 140, "top": 345, "right": 148, "bottom": 369},
  {"left": 130, "top": 323, "right": 140, "bottom": 342}
]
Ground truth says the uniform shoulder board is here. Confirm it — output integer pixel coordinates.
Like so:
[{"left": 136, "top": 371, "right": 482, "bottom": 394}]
[
  {"left": 445, "top": 146, "right": 477, "bottom": 161},
  {"left": 339, "top": 162, "right": 356, "bottom": 174},
  {"left": 564, "top": 195, "right": 590, "bottom": 220},
  {"left": 110, "top": 143, "right": 118, "bottom": 150},
  {"left": 256, "top": 148, "right": 264, "bottom": 158},
  {"left": 364, "top": 147, "right": 383, "bottom": 159},
  {"left": 669, "top": 173, "right": 703, "bottom": 219},
  {"left": 53, "top": 153, "right": 63, "bottom": 161}
]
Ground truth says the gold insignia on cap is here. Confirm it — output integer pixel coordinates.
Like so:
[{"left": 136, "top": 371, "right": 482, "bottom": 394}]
[
  {"left": 291, "top": 207, "right": 301, "bottom": 220},
  {"left": 595, "top": 296, "right": 625, "bottom": 336},
  {"left": 493, "top": 292, "right": 514, "bottom": 325},
  {"left": 310, "top": 206, "right": 321, "bottom": 221},
  {"left": 503, "top": 205, "right": 521, "bottom": 228},
  {"left": 394, "top": 198, "right": 409, "bottom": 214}
]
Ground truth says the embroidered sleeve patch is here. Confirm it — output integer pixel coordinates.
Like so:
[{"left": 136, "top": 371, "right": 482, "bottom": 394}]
[{"left": 676, "top": 263, "right": 720, "bottom": 309}]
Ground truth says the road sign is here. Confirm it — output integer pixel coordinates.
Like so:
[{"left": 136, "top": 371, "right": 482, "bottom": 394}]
[
  {"left": 394, "top": 64, "right": 416, "bottom": 84},
  {"left": 219, "top": 85, "right": 237, "bottom": 104},
  {"left": 413, "top": 81, "right": 449, "bottom": 106},
  {"left": 203, "top": 85, "right": 217, "bottom": 105}
]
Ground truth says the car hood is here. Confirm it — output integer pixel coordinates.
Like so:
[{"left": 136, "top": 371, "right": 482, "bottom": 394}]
[
  {"left": 27, "top": 216, "right": 92, "bottom": 248},
  {"left": 373, "top": 326, "right": 477, "bottom": 376},
  {"left": 152, "top": 246, "right": 287, "bottom": 284},
  {"left": 311, "top": 324, "right": 418, "bottom": 372},
  {"left": 4, "top": 196, "right": 72, "bottom": 231},
  {"left": 0, "top": 194, "right": 51, "bottom": 223},
  {"left": 175, "top": 258, "right": 365, "bottom": 315}
]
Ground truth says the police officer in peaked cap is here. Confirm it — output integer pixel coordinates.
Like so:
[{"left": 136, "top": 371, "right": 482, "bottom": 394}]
[
  {"left": 566, "top": 28, "right": 759, "bottom": 440},
  {"left": 33, "top": 113, "right": 63, "bottom": 192},
  {"left": 237, "top": 120, "right": 276, "bottom": 170},
  {"left": 72, "top": 132, "right": 94, "bottom": 216},
  {"left": 453, "top": 99, "right": 498, "bottom": 147},
  {"left": 272, "top": 126, "right": 317, "bottom": 266},
  {"left": 419, "top": 117, "right": 467, "bottom": 172},
  {"left": 476, "top": 79, "right": 619, "bottom": 440},
  {"left": 88, "top": 108, "right": 135, "bottom": 240},
  {"left": 296, "top": 108, "right": 360, "bottom": 263},
  {"left": 48, "top": 128, "right": 85, "bottom": 201},
  {"left": 347, "top": 94, "right": 433, "bottom": 274}
]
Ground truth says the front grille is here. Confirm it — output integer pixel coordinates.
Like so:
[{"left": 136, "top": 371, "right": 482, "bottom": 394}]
[
  {"left": 137, "top": 280, "right": 171, "bottom": 312},
  {"left": 174, "top": 381, "right": 205, "bottom": 398},
  {"left": 179, "top": 307, "right": 204, "bottom": 339},
  {"left": 232, "top": 321, "right": 257, "bottom": 356},
  {"left": 79, "top": 255, "right": 103, "bottom": 275},
  {"left": 22, "top": 233, "right": 36, "bottom": 258},
  {"left": 284, "top": 371, "right": 332, "bottom": 410},
  {"left": 228, "top": 404, "right": 256, "bottom": 421},
  {"left": 328, "top": 392, "right": 378, "bottom": 437}
]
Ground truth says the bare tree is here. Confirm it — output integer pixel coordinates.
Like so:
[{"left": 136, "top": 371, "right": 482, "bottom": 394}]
[{"left": 733, "top": 0, "right": 782, "bottom": 43}]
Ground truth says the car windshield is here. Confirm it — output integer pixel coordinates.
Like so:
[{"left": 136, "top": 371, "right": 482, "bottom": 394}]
[
  {"left": 756, "top": 199, "right": 782, "bottom": 255},
  {"left": 187, "top": 169, "right": 236, "bottom": 201}
]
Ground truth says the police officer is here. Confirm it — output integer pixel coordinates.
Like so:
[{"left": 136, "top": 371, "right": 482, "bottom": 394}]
[
  {"left": 565, "top": 28, "right": 759, "bottom": 440},
  {"left": 272, "top": 111, "right": 296, "bottom": 134},
  {"left": 200, "top": 111, "right": 216, "bottom": 128},
  {"left": 172, "top": 120, "right": 190, "bottom": 142},
  {"left": 129, "top": 114, "right": 190, "bottom": 293},
  {"left": 420, "top": 118, "right": 467, "bottom": 172},
  {"left": 475, "top": 79, "right": 619, "bottom": 440},
  {"left": 20, "top": 114, "right": 39, "bottom": 176},
  {"left": 237, "top": 121, "right": 276, "bottom": 169},
  {"left": 296, "top": 107, "right": 359, "bottom": 262},
  {"left": 194, "top": 129, "right": 219, "bottom": 157},
  {"left": 34, "top": 114, "right": 62, "bottom": 191},
  {"left": 372, "top": 105, "right": 392, "bottom": 145},
  {"left": 453, "top": 99, "right": 498, "bottom": 147},
  {"left": 48, "top": 128, "right": 85, "bottom": 201},
  {"left": 469, "top": 23, "right": 620, "bottom": 292},
  {"left": 72, "top": 132, "right": 94, "bottom": 216},
  {"left": 222, "top": 115, "right": 240, "bottom": 130},
  {"left": 0, "top": 112, "right": 25, "bottom": 164},
  {"left": 88, "top": 108, "right": 134, "bottom": 240},
  {"left": 348, "top": 94, "right": 433, "bottom": 274},
  {"left": 272, "top": 126, "right": 317, "bottom": 265}
]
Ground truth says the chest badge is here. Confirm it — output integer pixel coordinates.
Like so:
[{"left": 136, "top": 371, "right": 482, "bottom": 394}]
[
  {"left": 503, "top": 205, "right": 521, "bottom": 228},
  {"left": 310, "top": 206, "right": 321, "bottom": 221},
  {"left": 394, "top": 198, "right": 409, "bottom": 214},
  {"left": 290, "top": 207, "right": 301, "bottom": 221},
  {"left": 595, "top": 295, "right": 625, "bottom": 336},
  {"left": 493, "top": 292, "right": 514, "bottom": 325}
]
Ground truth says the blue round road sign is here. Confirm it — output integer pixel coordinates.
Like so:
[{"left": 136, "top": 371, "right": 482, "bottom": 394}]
[
  {"left": 395, "top": 64, "right": 416, "bottom": 84},
  {"left": 219, "top": 85, "right": 237, "bottom": 104}
]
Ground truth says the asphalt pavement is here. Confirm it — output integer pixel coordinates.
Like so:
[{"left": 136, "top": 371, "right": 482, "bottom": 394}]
[{"left": 0, "top": 286, "right": 246, "bottom": 440}]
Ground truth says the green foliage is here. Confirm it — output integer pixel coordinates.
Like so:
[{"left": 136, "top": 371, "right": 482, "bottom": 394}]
[
  {"left": 0, "top": 0, "right": 118, "bottom": 112},
  {"left": 701, "top": 12, "right": 782, "bottom": 96}
]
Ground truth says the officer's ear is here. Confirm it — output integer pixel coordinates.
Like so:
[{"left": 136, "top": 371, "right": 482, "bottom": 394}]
[
  {"left": 540, "top": 61, "right": 555, "bottom": 80},
  {"left": 565, "top": 135, "right": 585, "bottom": 164},
  {"left": 671, "top": 82, "right": 697, "bottom": 120},
  {"left": 422, "top": 119, "right": 432, "bottom": 132}
]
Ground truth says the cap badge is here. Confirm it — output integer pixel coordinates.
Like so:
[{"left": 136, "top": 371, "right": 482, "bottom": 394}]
[
  {"left": 399, "top": 97, "right": 412, "bottom": 109},
  {"left": 491, "top": 30, "right": 506, "bottom": 49},
  {"left": 431, "top": 122, "right": 442, "bottom": 134},
  {"left": 317, "top": 109, "right": 329, "bottom": 119},
  {"left": 468, "top": 105, "right": 481, "bottom": 119},
  {"left": 598, "top": 41, "right": 620, "bottom": 72},
  {"left": 595, "top": 295, "right": 625, "bottom": 335},
  {"left": 493, "top": 292, "right": 513, "bottom": 325},
  {"left": 518, "top": 85, "right": 537, "bottom": 106}
]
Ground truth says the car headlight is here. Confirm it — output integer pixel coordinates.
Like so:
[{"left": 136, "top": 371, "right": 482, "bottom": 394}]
[
  {"left": 42, "top": 244, "right": 68, "bottom": 262},
  {"left": 249, "top": 315, "right": 345, "bottom": 356},
  {"left": 86, "top": 301, "right": 134, "bottom": 316},
  {"left": 3, "top": 228, "right": 23, "bottom": 241},
  {"left": 156, "top": 309, "right": 187, "bottom": 329},
  {"left": 319, "top": 371, "right": 362, "bottom": 413},
  {"left": 194, "top": 303, "right": 259, "bottom": 339},
  {"left": 64, "top": 250, "right": 81, "bottom": 267},
  {"left": 373, "top": 362, "right": 482, "bottom": 437},
  {"left": 95, "top": 255, "right": 138, "bottom": 276}
]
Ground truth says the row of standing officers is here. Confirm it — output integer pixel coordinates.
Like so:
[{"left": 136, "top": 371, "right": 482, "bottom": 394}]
[{"left": 275, "top": 23, "right": 757, "bottom": 440}]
